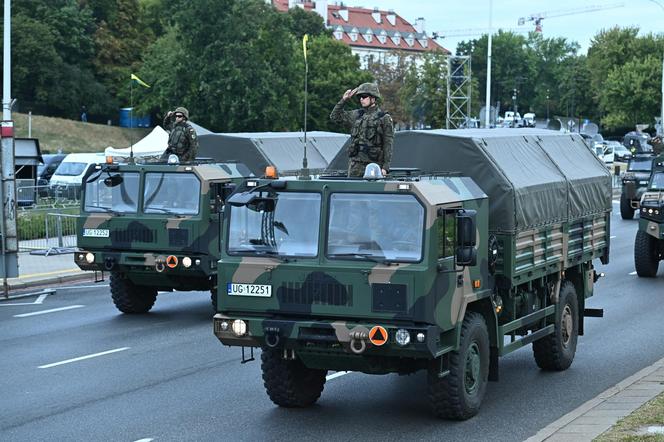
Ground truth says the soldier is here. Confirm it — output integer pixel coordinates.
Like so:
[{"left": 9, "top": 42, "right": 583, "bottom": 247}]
[
  {"left": 648, "top": 135, "right": 663, "bottom": 155},
  {"left": 161, "top": 106, "right": 198, "bottom": 162},
  {"left": 330, "top": 83, "right": 394, "bottom": 177}
]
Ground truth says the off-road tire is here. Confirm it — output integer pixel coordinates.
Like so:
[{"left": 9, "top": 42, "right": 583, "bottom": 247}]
[
  {"left": 533, "top": 281, "right": 578, "bottom": 371},
  {"left": 620, "top": 193, "right": 635, "bottom": 220},
  {"left": 110, "top": 272, "right": 157, "bottom": 314},
  {"left": 261, "top": 348, "right": 327, "bottom": 408},
  {"left": 428, "top": 312, "right": 489, "bottom": 420},
  {"left": 634, "top": 230, "right": 660, "bottom": 277}
]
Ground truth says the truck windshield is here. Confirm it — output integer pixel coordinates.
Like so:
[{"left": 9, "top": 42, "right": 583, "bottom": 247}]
[
  {"left": 84, "top": 172, "right": 140, "bottom": 213},
  {"left": 227, "top": 192, "right": 321, "bottom": 257},
  {"left": 628, "top": 158, "right": 653, "bottom": 172},
  {"left": 143, "top": 173, "right": 200, "bottom": 215},
  {"left": 650, "top": 172, "right": 664, "bottom": 190},
  {"left": 327, "top": 193, "right": 424, "bottom": 262}
]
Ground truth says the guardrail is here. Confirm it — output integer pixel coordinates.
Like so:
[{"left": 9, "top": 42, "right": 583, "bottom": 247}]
[{"left": 17, "top": 209, "right": 78, "bottom": 255}]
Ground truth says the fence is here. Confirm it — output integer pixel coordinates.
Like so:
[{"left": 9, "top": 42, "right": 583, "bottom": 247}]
[{"left": 17, "top": 209, "right": 78, "bottom": 255}]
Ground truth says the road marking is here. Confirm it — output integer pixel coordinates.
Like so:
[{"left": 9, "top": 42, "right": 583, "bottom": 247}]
[
  {"left": 14, "top": 305, "right": 84, "bottom": 318},
  {"left": 326, "top": 371, "right": 350, "bottom": 381},
  {"left": 629, "top": 271, "right": 637, "bottom": 275},
  {"left": 39, "top": 347, "right": 130, "bottom": 369},
  {"left": 0, "top": 292, "right": 52, "bottom": 306},
  {"left": 612, "top": 200, "right": 619, "bottom": 205},
  {"left": 58, "top": 284, "right": 109, "bottom": 290},
  {"left": 133, "top": 439, "right": 154, "bottom": 442},
  {"left": 610, "top": 235, "right": 617, "bottom": 239}
]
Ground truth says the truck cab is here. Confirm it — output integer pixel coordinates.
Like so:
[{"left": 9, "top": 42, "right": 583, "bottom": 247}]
[
  {"left": 75, "top": 160, "right": 244, "bottom": 313},
  {"left": 620, "top": 153, "right": 655, "bottom": 219},
  {"left": 634, "top": 155, "right": 664, "bottom": 276}
]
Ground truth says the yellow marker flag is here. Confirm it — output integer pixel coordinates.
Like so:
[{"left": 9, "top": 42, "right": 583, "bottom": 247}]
[
  {"left": 131, "top": 73, "right": 150, "bottom": 88},
  {"left": 302, "top": 34, "right": 309, "bottom": 62}
]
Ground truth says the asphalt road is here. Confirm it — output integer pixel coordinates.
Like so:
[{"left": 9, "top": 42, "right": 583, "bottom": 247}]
[{"left": 1, "top": 203, "right": 663, "bottom": 442}]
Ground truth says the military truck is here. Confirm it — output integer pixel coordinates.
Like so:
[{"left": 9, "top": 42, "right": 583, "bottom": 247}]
[
  {"left": 75, "top": 160, "right": 247, "bottom": 313},
  {"left": 213, "top": 129, "right": 611, "bottom": 419},
  {"left": 634, "top": 154, "right": 664, "bottom": 277},
  {"left": 620, "top": 153, "right": 655, "bottom": 219}
]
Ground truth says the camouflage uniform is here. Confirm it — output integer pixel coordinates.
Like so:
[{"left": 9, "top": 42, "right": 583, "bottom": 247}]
[
  {"left": 649, "top": 136, "right": 663, "bottom": 155},
  {"left": 330, "top": 83, "right": 394, "bottom": 177},
  {"left": 161, "top": 106, "right": 198, "bottom": 162}
]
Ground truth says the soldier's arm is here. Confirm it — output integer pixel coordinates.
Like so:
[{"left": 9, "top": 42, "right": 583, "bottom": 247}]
[
  {"left": 188, "top": 127, "right": 199, "bottom": 152},
  {"left": 330, "top": 99, "right": 355, "bottom": 130},
  {"left": 381, "top": 114, "right": 394, "bottom": 171},
  {"left": 163, "top": 113, "right": 174, "bottom": 131}
]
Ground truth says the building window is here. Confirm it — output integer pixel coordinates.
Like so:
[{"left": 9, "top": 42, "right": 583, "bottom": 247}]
[
  {"left": 363, "top": 33, "right": 373, "bottom": 43},
  {"left": 391, "top": 34, "right": 401, "bottom": 45},
  {"left": 378, "top": 32, "right": 387, "bottom": 44}
]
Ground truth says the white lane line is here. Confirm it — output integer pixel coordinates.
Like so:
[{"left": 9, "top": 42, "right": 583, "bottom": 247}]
[
  {"left": 612, "top": 200, "right": 619, "bottom": 205},
  {"left": 629, "top": 271, "right": 637, "bottom": 275},
  {"left": 610, "top": 235, "right": 617, "bottom": 239},
  {"left": 39, "top": 347, "right": 130, "bottom": 369},
  {"left": 0, "top": 292, "right": 52, "bottom": 307},
  {"left": 326, "top": 371, "right": 350, "bottom": 381},
  {"left": 58, "top": 284, "right": 109, "bottom": 290},
  {"left": 133, "top": 439, "right": 154, "bottom": 442},
  {"left": 14, "top": 305, "right": 84, "bottom": 318}
]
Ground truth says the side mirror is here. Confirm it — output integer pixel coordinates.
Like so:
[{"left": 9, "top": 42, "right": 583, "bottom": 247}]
[
  {"left": 103, "top": 174, "right": 123, "bottom": 187},
  {"left": 456, "top": 209, "right": 477, "bottom": 266}
]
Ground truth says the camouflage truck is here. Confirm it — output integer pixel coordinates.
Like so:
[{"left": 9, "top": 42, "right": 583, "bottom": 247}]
[
  {"left": 620, "top": 153, "right": 655, "bottom": 219},
  {"left": 213, "top": 129, "right": 611, "bottom": 419},
  {"left": 75, "top": 160, "right": 248, "bottom": 313},
  {"left": 634, "top": 154, "right": 664, "bottom": 277}
]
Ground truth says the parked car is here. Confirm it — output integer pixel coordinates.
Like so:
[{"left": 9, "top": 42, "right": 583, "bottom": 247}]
[
  {"left": 522, "top": 112, "right": 536, "bottom": 127},
  {"left": 49, "top": 153, "right": 106, "bottom": 199},
  {"left": 608, "top": 141, "right": 632, "bottom": 162},
  {"left": 37, "top": 153, "right": 66, "bottom": 196},
  {"left": 503, "top": 111, "right": 521, "bottom": 128}
]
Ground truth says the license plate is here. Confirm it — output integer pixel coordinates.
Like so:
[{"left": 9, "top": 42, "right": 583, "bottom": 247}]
[
  {"left": 83, "top": 228, "right": 110, "bottom": 238},
  {"left": 227, "top": 283, "right": 272, "bottom": 297}
]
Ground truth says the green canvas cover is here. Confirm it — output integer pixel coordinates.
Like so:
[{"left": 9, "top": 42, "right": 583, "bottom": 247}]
[{"left": 327, "top": 129, "right": 611, "bottom": 233}]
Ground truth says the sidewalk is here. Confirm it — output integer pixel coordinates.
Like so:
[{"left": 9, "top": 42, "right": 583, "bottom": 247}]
[
  {"left": 527, "top": 356, "right": 664, "bottom": 441},
  {"left": 1, "top": 250, "right": 95, "bottom": 294}
]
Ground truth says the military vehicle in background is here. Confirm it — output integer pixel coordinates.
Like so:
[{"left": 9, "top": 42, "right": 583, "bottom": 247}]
[
  {"left": 213, "top": 129, "right": 611, "bottom": 419},
  {"left": 620, "top": 153, "right": 656, "bottom": 219},
  {"left": 75, "top": 159, "right": 248, "bottom": 313},
  {"left": 634, "top": 154, "right": 664, "bottom": 277}
]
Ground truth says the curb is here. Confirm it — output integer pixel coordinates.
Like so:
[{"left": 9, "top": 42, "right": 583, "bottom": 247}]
[
  {"left": 2, "top": 271, "right": 99, "bottom": 296},
  {"left": 526, "top": 356, "right": 664, "bottom": 441}
]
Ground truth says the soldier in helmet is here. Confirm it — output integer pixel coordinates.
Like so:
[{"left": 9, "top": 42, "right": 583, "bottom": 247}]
[
  {"left": 330, "top": 83, "right": 394, "bottom": 177},
  {"left": 161, "top": 106, "right": 198, "bottom": 162}
]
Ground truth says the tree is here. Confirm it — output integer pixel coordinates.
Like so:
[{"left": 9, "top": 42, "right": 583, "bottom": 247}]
[
  {"left": 368, "top": 52, "right": 414, "bottom": 128},
  {"left": 401, "top": 52, "right": 448, "bottom": 128},
  {"left": 286, "top": 6, "right": 331, "bottom": 41}
]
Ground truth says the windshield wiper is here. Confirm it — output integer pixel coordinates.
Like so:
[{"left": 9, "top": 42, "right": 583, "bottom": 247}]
[
  {"left": 329, "top": 252, "right": 391, "bottom": 265},
  {"left": 146, "top": 207, "right": 186, "bottom": 217},
  {"left": 254, "top": 249, "right": 294, "bottom": 263},
  {"left": 88, "top": 206, "right": 122, "bottom": 215}
]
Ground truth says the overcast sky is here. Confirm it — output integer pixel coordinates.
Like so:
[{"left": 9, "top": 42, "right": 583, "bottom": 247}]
[{"left": 345, "top": 0, "right": 664, "bottom": 54}]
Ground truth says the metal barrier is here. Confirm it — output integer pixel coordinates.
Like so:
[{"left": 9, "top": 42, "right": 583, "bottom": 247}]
[
  {"left": 15, "top": 184, "right": 81, "bottom": 207},
  {"left": 17, "top": 209, "right": 78, "bottom": 255}
]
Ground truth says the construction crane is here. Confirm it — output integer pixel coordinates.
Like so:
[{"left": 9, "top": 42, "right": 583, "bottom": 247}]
[{"left": 518, "top": 3, "right": 624, "bottom": 33}]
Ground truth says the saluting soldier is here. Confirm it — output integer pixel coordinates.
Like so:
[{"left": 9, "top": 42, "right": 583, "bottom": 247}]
[
  {"left": 330, "top": 83, "right": 394, "bottom": 177},
  {"left": 161, "top": 106, "right": 198, "bottom": 162}
]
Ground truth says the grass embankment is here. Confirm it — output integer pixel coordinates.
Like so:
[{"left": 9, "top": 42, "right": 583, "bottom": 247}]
[
  {"left": 13, "top": 112, "right": 151, "bottom": 154},
  {"left": 596, "top": 392, "right": 664, "bottom": 441}
]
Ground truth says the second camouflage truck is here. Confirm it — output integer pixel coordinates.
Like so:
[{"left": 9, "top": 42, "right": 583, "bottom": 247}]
[
  {"left": 75, "top": 159, "right": 247, "bottom": 313},
  {"left": 634, "top": 153, "right": 664, "bottom": 277},
  {"left": 213, "top": 129, "right": 612, "bottom": 419}
]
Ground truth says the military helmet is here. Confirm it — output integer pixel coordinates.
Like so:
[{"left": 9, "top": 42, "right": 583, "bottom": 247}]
[
  {"left": 174, "top": 106, "right": 189, "bottom": 119},
  {"left": 356, "top": 83, "right": 381, "bottom": 100}
]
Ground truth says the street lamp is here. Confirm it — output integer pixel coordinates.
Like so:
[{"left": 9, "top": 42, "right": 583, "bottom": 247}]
[
  {"left": 546, "top": 89, "right": 550, "bottom": 122},
  {"left": 485, "top": 0, "right": 493, "bottom": 129},
  {"left": 512, "top": 88, "right": 518, "bottom": 114}
]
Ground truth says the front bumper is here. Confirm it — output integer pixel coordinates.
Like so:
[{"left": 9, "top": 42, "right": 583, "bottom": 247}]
[{"left": 213, "top": 313, "right": 441, "bottom": 359}]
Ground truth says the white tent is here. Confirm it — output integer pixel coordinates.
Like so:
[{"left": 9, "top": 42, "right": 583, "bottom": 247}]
[{"left": 104, "top": 126, "right": 169, "bottom": 160}]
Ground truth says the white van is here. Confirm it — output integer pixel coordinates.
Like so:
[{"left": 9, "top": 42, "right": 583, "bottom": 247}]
[{"left": 49, "top": 153, "right": 106, "bottom": 199}]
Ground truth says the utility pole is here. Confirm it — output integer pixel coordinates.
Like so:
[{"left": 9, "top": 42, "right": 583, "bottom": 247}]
[
  {"left": 546, "top": 89, "right": 550, "bottom": 122},
  {"left": 1, "top": 0, "right": 19, "bottom": 288},
  {"left": 484, "top": 0, "right": 493, "bottom": 129}
]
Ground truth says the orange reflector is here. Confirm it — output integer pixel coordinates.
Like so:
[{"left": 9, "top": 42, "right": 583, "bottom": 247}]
[
  {"left": 473, "top": 280, "right": 481, "bottom": 289},
  {"left": 369, "top": 326, "right": 388, "bottom": 346},
  {"left": 166, "top": 255, "right": 178, "bottom": 268},
  {"left": 265, "top": 165, "right": 278, "bottom": 179}
]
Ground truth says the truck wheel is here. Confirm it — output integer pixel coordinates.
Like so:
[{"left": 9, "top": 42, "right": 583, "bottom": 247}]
[
  {"left": 620, "top": 193, "right": 635, "bottom": 219},
  {"left": 634, "top": 230, "right": 660, "bottom": 277},
  {"left": 533, "top": 281, "right": 578, "bottom": 371},
  {"left": 261, "top": 348, "right": 327, "bottom": 408},
  {"left": 428, "top": 312, "right": 489, "bottom": 420},
  {"left": 110, "top": 272, "right": 157, "bottom": 314}
]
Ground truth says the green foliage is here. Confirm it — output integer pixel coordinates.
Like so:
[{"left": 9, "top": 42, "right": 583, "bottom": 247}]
[
  {"left": 286, "top": 7, "right": 331, "bottom": 40},
  {"left": 401, "top": 52, "right": 448, "bottom": 128},
  {"left": 368, "top": 52, "right": 413, "bottom": 127}
]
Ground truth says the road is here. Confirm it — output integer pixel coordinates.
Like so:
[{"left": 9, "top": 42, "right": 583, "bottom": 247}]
[{"left": 1, "top": 203, "right": 663, "bottom": 441}]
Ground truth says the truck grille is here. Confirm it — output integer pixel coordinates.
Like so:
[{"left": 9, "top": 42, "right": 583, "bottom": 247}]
[
  {"left": 169, "top": 229, "right": 189, "bottom": 246},
  {"left": 277, "top": 272, "right": 353, "bottom": 306},
  {"left": 110, "top": 224, "right": 155, "bottom": 243}
]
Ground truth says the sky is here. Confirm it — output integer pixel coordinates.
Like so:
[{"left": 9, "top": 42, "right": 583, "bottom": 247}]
[{"left": 341, "top": 0, "right": 664, "bottom": 54}]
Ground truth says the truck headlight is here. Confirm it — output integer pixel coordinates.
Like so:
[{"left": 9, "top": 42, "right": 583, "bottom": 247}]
[
  {"left": 182, "top": 256, "right": 192, "bottom": 268},
  {"left": 85, "top": 252, "right": 95, "bottom": 263},
  {"left": 231, "top": 320, "right": 247, "bottom": 337},
  {"left": 395, "top": 329, "right": 411, "bottom": 346}
]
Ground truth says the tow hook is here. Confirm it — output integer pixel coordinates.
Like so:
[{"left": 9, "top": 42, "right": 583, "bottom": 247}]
[
  {"left": 349, "top": 331, "right": 369, "bottom": 354},
  {"left": 265, "top": 327, "right": 281, "bottom": 348},
  {"left": 593, "top": 270, "right": 605, "bottom": 283},
  {"left": 155, "top": 261, "right": 165, "bottom": 273}
]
